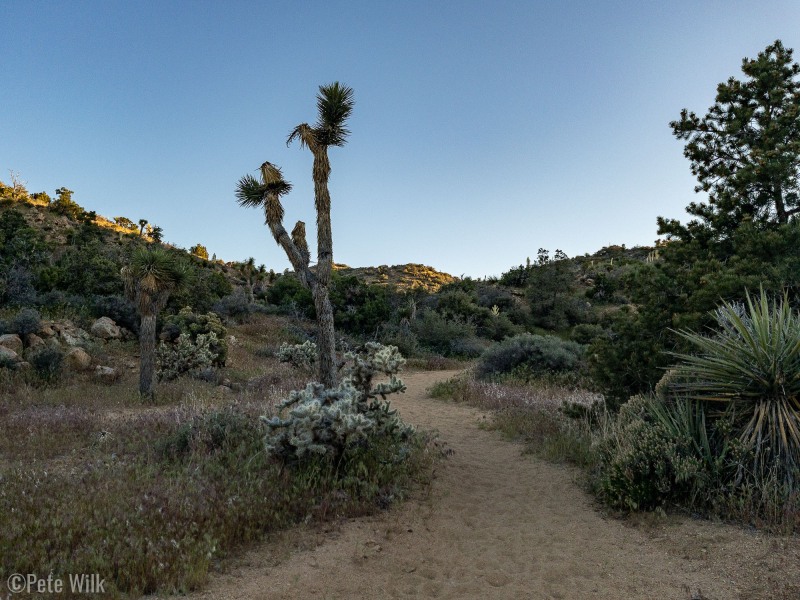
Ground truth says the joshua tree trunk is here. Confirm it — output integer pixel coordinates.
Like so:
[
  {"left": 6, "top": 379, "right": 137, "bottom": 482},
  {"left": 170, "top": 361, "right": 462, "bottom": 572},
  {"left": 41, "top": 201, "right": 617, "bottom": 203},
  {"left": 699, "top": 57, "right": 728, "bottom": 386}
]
[
  {"left": 139, "top": 313, "right": 157, "bottom": 401},
  {"left": 309, "top": 145, "right": 337, "bottom": 387},
  {"left": 312, "top": 284, "right": 337, "bottom": 386}
]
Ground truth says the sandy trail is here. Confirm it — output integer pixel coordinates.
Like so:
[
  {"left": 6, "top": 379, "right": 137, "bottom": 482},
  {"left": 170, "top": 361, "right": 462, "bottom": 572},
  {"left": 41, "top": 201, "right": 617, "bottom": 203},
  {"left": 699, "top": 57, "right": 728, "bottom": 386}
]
[{"left": 172, "top": 370, "right": 796, "bottom": 600}]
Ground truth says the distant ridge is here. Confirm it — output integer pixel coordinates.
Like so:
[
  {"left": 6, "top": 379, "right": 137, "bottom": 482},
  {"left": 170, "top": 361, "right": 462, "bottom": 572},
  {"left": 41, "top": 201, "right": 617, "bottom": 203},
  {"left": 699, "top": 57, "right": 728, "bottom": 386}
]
[{"left": 1, "top": 179, "right": 457, "bottom": 294}]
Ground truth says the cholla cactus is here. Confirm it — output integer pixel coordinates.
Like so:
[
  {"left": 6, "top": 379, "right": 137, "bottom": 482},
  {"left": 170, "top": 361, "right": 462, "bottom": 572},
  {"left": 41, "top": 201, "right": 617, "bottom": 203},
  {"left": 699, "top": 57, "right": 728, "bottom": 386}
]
[
  {"left": 263, "top": 343, "right": 412, "bottom": 466},
  {"left": 345, "top": 342, "right": 406, "bottom": 399},
  {"left": 156, "top": 332, "right": 217, "bottom": 381},
  {"left": 277, "top": 340, "right": 317, "bottom": 372}
]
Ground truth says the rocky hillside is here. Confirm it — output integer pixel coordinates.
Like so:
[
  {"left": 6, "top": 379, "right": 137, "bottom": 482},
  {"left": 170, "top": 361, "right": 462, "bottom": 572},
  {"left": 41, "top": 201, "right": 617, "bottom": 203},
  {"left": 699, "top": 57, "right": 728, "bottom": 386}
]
[
  {"left": 332, "top": 263, "right": 457, "bottom": 292},
  {"left": 1, "top": 184, "right": 457, "bottom": 298}
]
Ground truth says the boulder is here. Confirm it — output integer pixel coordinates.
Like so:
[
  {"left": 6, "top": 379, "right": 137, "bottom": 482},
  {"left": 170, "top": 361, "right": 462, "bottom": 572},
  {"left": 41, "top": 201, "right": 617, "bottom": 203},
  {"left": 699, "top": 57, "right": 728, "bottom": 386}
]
[
  {"left": 0, "top": 345, "right": 21, "bottom": 363},
  {"left": 45, "top": 337, "right": 63, "bottom": 351},
  {"left": 14, "top": 361, "right": 31, "bottom": 371},
  {"left": 64, "top": 347, "right": 92, "bottom": 371},
  {"left": 94, "top": 365, "right": 119, "bottom": 384},
  {"left": 38, "top": 323, "right": 56, "bottom": 337},
  {"left": 25, "top": 333, "right": 45, "bottom": 349},
  {"left": 0, "top": 334, "right": 23, "bottom": 354},
  {"left": 59, "top": 327, "right": 91, "bottom": 347},
  {"left": 90, "top": 317, "right": 122, "bottom": 340}
]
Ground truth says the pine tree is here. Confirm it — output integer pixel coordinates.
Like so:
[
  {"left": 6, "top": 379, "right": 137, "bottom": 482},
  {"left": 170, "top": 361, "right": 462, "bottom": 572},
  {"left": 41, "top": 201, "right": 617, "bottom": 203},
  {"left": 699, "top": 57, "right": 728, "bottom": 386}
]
[{"left": 660, "top": 40, "right": 800, "bottom": 244}]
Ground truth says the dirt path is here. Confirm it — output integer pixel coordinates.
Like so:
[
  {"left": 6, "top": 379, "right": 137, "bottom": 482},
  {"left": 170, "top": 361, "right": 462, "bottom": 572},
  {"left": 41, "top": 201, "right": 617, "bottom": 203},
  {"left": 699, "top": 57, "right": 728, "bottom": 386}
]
[{"left": 171, "top": 370, "right": 798, "bottom": 600}]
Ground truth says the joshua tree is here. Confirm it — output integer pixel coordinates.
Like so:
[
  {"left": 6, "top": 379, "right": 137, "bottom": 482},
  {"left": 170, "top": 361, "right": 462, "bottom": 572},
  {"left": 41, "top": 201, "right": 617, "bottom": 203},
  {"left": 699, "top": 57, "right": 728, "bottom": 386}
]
[
  {"left": 138, "top": 218, "right": 148, "bottom": 236},
  {"left": 241, "top": 257, "right": 256, "bottom": 304},
  {"left": 236, "top": 82, "right": 354, "bottom": 387},
  {"left": 121, "top": 247, "right": 189, "bottom": 400},
  {"left": 149, "top": 225, "right": 164, "bottom": 243}
]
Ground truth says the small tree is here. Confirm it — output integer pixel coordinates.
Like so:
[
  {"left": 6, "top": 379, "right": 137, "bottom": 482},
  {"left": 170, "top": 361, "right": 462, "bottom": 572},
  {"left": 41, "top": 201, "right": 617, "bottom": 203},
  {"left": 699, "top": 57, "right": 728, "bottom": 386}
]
[
  {"left": 236, "top": 82, "right": 354, "bottom": 387},
  {"left": 138, "top": 219, "right": 149, "bottom": 236},
  {"left": 50, "top": 187, "right": 83, "bottom": 219},
  {"left": 114, "top": 216, "right": 138, "bottom": 232},
  {"left": 121, "top": 247, "right": 189, "bottom": 400}
]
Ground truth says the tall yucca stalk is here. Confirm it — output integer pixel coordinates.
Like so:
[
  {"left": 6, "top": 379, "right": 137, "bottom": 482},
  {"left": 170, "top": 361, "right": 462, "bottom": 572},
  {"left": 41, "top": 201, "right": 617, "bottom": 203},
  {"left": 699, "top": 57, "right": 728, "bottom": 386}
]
[
  {"left": 670, "top": 289, "right": 800, "bottom": 481},
  {"left": 121, "top": 247, "right": 189, "bottom": 401},
  {"left": 236, "top": 83, "right": 354, "bottom": 387}
]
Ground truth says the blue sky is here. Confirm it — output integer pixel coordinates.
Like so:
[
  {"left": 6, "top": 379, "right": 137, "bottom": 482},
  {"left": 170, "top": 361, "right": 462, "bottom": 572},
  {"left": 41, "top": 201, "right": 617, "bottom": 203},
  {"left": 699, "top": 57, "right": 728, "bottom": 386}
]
[{"left": 2, "top": 1, "right": 799, "bottom": 278}]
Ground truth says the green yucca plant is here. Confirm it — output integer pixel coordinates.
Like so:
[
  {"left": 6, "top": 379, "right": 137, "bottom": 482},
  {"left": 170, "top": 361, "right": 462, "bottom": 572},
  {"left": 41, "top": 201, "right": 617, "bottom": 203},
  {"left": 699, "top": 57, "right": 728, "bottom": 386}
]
[{"left": 670, "top": 289, "right": 800, "bottom": 481}]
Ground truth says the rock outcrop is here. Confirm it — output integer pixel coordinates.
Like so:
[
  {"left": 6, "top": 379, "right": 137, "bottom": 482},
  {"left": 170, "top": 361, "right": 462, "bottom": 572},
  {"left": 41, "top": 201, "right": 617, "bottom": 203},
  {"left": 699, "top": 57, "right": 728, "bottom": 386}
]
[
  {"left": 65, "top": 347, "right": 92, "bottom": 371},
  {"left": 0, "top": 333, "right": 23, "bottom": 354},
  {"left": 90, "top": 317, "right": 122, "bottom": 340}
]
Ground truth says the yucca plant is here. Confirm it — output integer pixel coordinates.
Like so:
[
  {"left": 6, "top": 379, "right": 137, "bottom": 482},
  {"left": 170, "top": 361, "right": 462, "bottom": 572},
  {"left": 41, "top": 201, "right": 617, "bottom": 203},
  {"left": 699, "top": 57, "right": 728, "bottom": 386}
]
[{"left": 669, "top": 289, "right": 800, "bottom": 483}]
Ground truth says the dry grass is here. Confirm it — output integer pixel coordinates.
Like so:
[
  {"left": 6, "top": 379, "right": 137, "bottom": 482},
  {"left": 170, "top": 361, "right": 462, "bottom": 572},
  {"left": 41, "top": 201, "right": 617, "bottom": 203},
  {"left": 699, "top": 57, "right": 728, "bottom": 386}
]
[
  {"left": 428, "top": 372, "right": 600, "bottom": 466},
  {"left": 0, "top": 313, "right": 437, "bottom": 597}
]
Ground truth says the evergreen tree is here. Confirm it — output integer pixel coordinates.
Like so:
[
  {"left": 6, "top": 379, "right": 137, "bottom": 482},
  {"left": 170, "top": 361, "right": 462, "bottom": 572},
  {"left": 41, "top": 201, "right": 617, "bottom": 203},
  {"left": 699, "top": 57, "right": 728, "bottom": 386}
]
[{"left": 660, "top": 40, "right": 800, "bottom": 245}]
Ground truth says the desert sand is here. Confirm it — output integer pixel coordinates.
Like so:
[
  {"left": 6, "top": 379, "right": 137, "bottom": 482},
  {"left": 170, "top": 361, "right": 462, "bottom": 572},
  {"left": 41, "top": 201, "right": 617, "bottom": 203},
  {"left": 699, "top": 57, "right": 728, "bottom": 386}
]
[{"left": 160, "top": 370, "right": 798, "bottom": 600}]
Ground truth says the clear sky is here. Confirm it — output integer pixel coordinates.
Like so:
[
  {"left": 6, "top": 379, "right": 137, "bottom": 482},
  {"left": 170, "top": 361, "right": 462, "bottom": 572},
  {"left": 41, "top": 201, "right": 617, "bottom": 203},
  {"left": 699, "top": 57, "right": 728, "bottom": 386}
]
[{"left": 2, "top": 1, "right": 799, "bottom": 278}]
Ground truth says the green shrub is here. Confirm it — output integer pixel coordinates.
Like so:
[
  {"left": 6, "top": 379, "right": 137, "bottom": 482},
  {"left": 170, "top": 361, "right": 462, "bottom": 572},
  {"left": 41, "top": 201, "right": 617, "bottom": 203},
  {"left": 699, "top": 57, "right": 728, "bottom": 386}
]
[
  {"left": 411, "top": 309, "right": 480, "bottom": 357},
  {"left": 10, "top": 307, "right": 41, "bottom": 337},
  {"left": 377, "top": 323, "right": 420, "bottom": 357},
  {"left": 592, "top": 395, "right": 736, "bottom": 511},
  {"left": 211, "top": 289, "right": 253, "bottom": 322},
  {"left": 266, "top": 274, "right": 314, "bottom": 316},
  {"left": 91, "top": 294, "right": 139, "bottom": 334},
  {"left": 330, "top": 274, "right": 393, "bottom": 335},
  {"left": 28, "top": 346, "right": 64, "bottom": 383},
  {"left": 570, "top": 323, "right": 604, "bottom": 345},
  {"left": 476, "top": 333, "right": 584, "bottom": 380}
]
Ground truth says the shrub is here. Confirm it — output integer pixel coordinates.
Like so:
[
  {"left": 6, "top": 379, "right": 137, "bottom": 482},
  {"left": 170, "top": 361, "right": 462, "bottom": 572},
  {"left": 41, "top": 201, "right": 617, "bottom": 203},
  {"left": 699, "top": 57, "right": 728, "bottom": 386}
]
[
  {"left": 330, "top": 274, "right": 393, "bottom": 335},
  {"left": 478, "top": 311, "right": 523, "bottom": 341},
  {"left": 377, "top": 323, "right": 420, "bottom": 358},
  {"left": 156, "top": 332, "right": 217, "bottom": 381},
  {"left": 411, "top": 309, "right": 480, "bottom": 357},
  {"left": 28, "top": 346, "right": 64, "bottom": 383},
  {"left": 476, "top": 333, "right": 584, "bottom": 380},
  {"left": 263, "top": 343, "right": 413, "bottom": 468},
  {"left": 447, "top": 335, "right": 486, "bottom": 358},
  {"left": 91, "top": 294, "right": 139, "bottom": 334},
  {"left": 211, "top": 288, "right": 253, "bottom": 322},
  {"left": 266, "top": 275, "right": 314, "bottom": 316},
  {"left": 10, "top": 307, "right": 41, "bottom": 337},
  {"left": 570, "top": 323, "right": 604, "bottom": 345},
  {"left": 592, "top": 394, "right": 742, "bottom": 511}
]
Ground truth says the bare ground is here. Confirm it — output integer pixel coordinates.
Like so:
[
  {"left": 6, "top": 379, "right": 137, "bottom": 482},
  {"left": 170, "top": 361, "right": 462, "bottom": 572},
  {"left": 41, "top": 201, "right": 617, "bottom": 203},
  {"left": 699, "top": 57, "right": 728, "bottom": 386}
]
[{"left": 157, "top": 370, "right": 799, "bottom": 600}]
